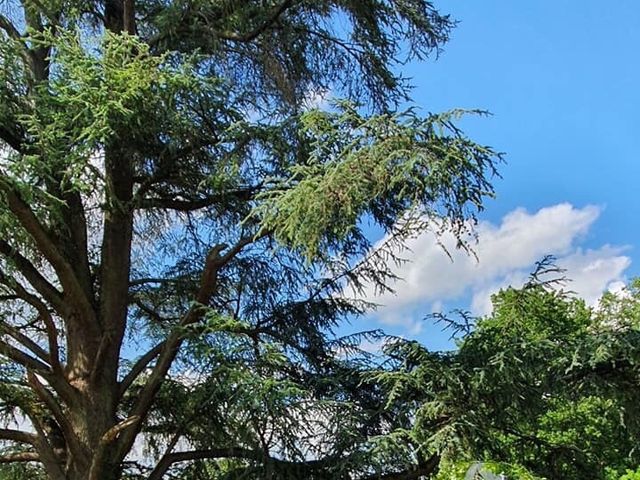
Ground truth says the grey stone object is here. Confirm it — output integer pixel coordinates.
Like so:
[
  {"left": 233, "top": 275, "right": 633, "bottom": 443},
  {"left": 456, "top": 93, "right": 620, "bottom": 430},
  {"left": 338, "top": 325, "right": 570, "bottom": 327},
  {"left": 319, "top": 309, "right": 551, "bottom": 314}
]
[{"left": 464, "top": 462, "right": 506, "bottom": 480}]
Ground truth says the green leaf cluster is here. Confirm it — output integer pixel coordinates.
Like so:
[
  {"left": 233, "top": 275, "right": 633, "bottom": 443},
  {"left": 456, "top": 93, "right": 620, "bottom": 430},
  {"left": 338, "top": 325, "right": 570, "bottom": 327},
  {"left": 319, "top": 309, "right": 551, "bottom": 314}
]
[{"left": 254, "top": 105, "right": 499, "bottom": 260}]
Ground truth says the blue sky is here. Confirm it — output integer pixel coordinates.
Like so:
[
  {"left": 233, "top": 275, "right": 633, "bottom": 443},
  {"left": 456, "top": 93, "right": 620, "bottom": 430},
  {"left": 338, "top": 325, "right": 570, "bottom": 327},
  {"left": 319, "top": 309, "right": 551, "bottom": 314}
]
[{"left": 352, "top": 1, "right": 640, "bottom": 351}]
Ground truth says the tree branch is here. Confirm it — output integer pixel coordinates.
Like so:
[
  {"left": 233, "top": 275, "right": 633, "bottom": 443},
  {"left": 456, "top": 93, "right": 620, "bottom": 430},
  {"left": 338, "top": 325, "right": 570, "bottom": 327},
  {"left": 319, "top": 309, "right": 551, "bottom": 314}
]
[
  {"left": 88, "top": 416, "right": 139, "bottom": 480},
  {"left": 26, "top": 372, "right": 82, "bottom": 460},
  {"left": 130, "top": 297, "right": 175, "bottom": 324},
  {"left": 56, "top": 190, "right": 93, "bottom": 303},
  {"left": 94, "top": 145, "right": 135, "bottom": 385},
  {"left": 147, "top": 447, "right": 343, "bottom": 480},
  {"left": 0, "top": 340, "right": 51, "bottom": 372},
  {"left": 0, "top": 451, "right": 40, "bottom": 463},
  {"left": 0, "top": 125, "right": 24, "bottom": 152},
  {"left": 0, "top": 428, "right": 37, "bottom": 445},
  {"left": 132, "top": 137, "right": 221, "bottom": 201},
  {"left": 148, "top": 448, "right": 261, "bottom": 480},
  {"left": 123, "top": 0, "right": 135, "bottom": 34},
  {"left": 0, "top": 240, "right": 66, "bottom": 315},
  {"left": 0, "top": 320, "right": 51, "bottom": 365},
  {"left": 216, "top": 0, "right": 295, "bottom": 42},
  {"left": 148, "top": 0, "right": 295, "bottom": 48},
  {"left": 0, "top": 182, "right": 96, "bottom": 325},
  {"left": 0, "top": 274, "right": 59, "bottom": 363},
  {"left": 119, "top": 341, "right": 165, "bottom": 396},
  {"left": 21, "top": 406, "right": 66, "bottom": 480},
  {"left": 0, "top": 331, "right": 74, "bottom": 405},
  {"left": 0, "top": 14, "right": 22, "bottom": 40},
  {"left": 137, "top": 185, "right": 260, "bottom": 212},
  {"left": 114, "top": 232, "right": 269, "bottom": 462},
  {"left": 129, "top": 277, "right": 186, "bottom": 287},
  {"left": 9, "top": 286, "right": 60, "bottom": 372}
]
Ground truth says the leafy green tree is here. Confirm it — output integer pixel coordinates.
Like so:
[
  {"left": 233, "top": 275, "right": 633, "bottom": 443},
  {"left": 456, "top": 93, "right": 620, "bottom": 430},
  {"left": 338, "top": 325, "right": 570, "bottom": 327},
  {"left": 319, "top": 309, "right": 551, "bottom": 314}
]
[
  {"left": 0, "top": 1, "right": 501, "bottom": 479},
  {"left": 377, "top": 266, "right": 640, "bottom": 479},
  {"left": 619, "top": 468, "right": 640, "bottom": 480}
]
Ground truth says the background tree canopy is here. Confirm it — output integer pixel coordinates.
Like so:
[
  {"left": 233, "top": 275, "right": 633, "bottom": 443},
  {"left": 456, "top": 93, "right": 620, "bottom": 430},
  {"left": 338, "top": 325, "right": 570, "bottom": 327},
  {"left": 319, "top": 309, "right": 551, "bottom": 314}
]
[
  {"left": 0, "top": 1, "right": 505, "bottom": 479},
  {"left": 375, "top": 263, "right": 640, "bottom": 480}
]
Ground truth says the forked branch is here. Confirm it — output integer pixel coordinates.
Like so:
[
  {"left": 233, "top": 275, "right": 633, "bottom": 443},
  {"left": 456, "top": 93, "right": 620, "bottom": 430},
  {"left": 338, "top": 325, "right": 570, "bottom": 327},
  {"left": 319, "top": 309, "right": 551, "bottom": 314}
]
[
  {"left": 115, "top": 232, "right": 269, "bottom": 462},
  {"left": 0, "top": 180, "right": 96, "bottom": 326}
]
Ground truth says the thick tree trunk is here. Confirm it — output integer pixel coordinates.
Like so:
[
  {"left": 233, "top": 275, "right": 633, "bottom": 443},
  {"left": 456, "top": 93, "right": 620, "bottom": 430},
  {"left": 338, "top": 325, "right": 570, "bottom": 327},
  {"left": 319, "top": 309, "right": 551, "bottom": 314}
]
[
  {"left": 35, "top": 377, "right": 124, "bottom": 480},
  {"left": 44, "top": 137, "right": 135, "bottom": 480},
  {"left": 44, "top": 308, "right": 126, "bottom": 480},
  {"left": 51, "top": 7, "right": 136, "bottom": 479}
]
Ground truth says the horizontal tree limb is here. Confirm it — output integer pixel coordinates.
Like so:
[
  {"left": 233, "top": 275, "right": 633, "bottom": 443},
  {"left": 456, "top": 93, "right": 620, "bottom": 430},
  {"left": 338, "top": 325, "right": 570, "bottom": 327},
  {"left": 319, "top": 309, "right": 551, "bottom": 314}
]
[
  {"left": 148, "top": 446, "right": 346, "bottom": 480},
  {"left": 0, "top": 429, "right": 37, "bottom": 445},
  {"left": 0, "top": 451, "right": 40, "bottom": 463}
]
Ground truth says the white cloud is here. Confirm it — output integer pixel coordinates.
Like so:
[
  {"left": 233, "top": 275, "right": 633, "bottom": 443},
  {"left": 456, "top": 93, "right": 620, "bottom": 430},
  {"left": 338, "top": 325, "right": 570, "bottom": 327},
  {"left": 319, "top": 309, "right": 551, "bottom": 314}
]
[
  {"left": 358, "top": 337, "right": 390, "bottom": 355},
  {"left": 558, "top": 246, "right": 631, "bottom": 305},
  {"left": 356, "top": 203, "right": 631, "bottom": 332},
  {"left": 302, "top": 87, "right": 332, "bottom": 111}
]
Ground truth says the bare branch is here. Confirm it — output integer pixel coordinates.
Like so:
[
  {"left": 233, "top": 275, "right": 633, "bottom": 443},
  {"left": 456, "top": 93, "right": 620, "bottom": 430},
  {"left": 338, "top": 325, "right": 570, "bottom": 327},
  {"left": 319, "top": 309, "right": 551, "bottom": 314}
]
[
  {"left": 148, "top": 447, "right": 348, "bottom": 480},
  {"left": 129, "top": 277, "right": 185, "bottom": 287},
  {"left": 0, "top": 179, "right": 96, "bottom": 325},
  {"left": 139, "top": 197, "right": 230, "bottom": 212},
  {"left": 0, "top": 122, "right": 24, "bottom": 153},
  {"left": 216, "top": 0, "right": 295, "bottom": 42},
  {"left": 26, "top": 373, "right": 82, "bottom": 460},
  {"left": 0, "top": 271, "right": 64, "bottom": 380},
  {"left": 0, "top": 336, "right": 74, "bottom": 406},
  {"left": 217, "top": 232, "right": 270, "bottom": 271},
  {"left": 0, "top": 451, "right": 40, "bottom": 463},
  {"left": 0, "top": 340, "right": 50, "bottom": 372},
  {"left": 119, "top": 341, "right": 165, "bottom": 396},
  {"left": 137, "top": 186, "right": 259, "bottom": 212},
  {"left": 21, "top": 407, "right": 65, "bottom": 480},
  {"left": 123, "top": 0, "right": 135, "bottom": 34},
  {"left": 0, "top": 321, "right": 51, "bottom": 365},
  {"left": 0, "top": 241, "right": 66, "bottom": 315},
  {"left": 101, "top": 416, "right": 140, "bottom": 445},
  {"left": 95, "top": 147, "right": 135, "bottom": 383},
  {"left": 130, "top": 298, "right": 175, "bottom": 324},
  {"left": 115, "top": 232, "right": 269, "bottom": 462},
  {"left": 0, "top": 428, "right": 37, "bottom": 445},
  {"left": 148, "top": 448, "right": 262, "bottom": 480},
  {"left": 0, "top": 14, "right": 22, "bottom": 40},
  {"left": 0, "top": 125, "right": 23, "bottom": 152}
]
